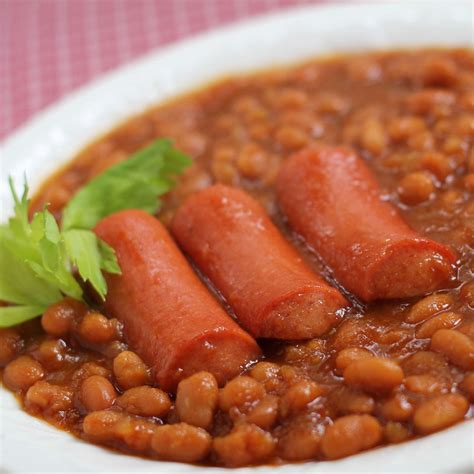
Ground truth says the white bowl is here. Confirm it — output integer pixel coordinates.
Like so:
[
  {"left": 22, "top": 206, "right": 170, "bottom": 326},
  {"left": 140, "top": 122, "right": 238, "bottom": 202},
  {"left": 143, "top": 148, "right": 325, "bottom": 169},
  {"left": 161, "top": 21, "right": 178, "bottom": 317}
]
[{"left": 1, "top": 2, "right": 473, "bottom": 472}]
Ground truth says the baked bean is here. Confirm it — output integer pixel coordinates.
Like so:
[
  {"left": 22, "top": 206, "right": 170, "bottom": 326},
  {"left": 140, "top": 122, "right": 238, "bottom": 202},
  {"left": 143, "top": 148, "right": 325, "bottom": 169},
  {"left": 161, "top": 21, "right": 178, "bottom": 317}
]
[
  {"left": 421, "top": 57, "right": 458, "bottom": 87},
  {"left": 236, "top": 144, "right": 269, "bottom": 179},
  {"left": 379, "top": 393, "right": 413, "bottom": 421},
  {"left": 406, "top": 293, "right": 453, "bottom": 323},
  {"left": 233, "top": 96, "right": 266, "bottom": 120},
  {"left": 431, "top": 329, "right": 474, "bottom": 370},
  {"left": 404, "top": 374, "right": 447, "bottom": 396},
  {"left": 331, "top": 387, "right": 375, "bottom": 415},
  {"left": 3, "top": 355, "right": 44, "bottom": 391},
  {"left": 212, "top": 145, "right": 235, "bottom": 164},
  {"left": 342, "top": 120, "right": 360, "bottom": 144},
  {"left": 420, "top": 152, "right": 453, "bottom": 181},
  {"left": 335, "top": 347, "right": 373, "bottom": 374},
  {"left": 332, "top": 319, "right": 373, "bottom": 351},
  {"left": 249, "top": 121, "right": 273, "bottom": 142},
  {"left": 317, "top": 93, "right": 348, "bottom": 114},
  {"left": 304, "top": 339, "right": 326, "bottom": 354},
  {"left": 84, "top": 410, "right": 156, "bottom": 451},
  {"left": 433, "top": 118, "right": 451, "bottom": 135},
  {"left": 383, "top": 151, "right": 420, "bottom": 171},
  {"left": 273, "top": 88, "right": 307, "bottom": 109},
  {"left": 77, "top": 312, "right": 117, "bottom": 344},
  {"left": 388, "top": 116, "right": 426, "bottom": 142},
  {"left": 407, "top": 131, "right": 434, "bottom": 151},
  {"left": 26, "top": 381, "right": 73, "bottom": 414},
  {"left": 0, "top": 328, "right": 23, "bottom": 366},
  {"left": 80, "top": 375, "right": 117, "bottom": 412},
  {"left": 413, "top": 394, "right": 469, "bottom": 434},
  {"left": 211, "top": 159, "right": 239, "bottom": 184},
  {"left": 416, "top": 312, "right": 463, "bottom": 339},
  {"left": 175, "top": 132, "right": 207, "bottom": 158},
  {"left": 114, "top": 415, "right": 156, "bottom": 451},
  {"left": 279, "top": 364, "right": 300, "bottom": 385},
  {"left": 283, "top": 339, "right": 326, "bottom": 365},
  {"left": 117, "top": 386, "right": 171, "bottom": 417},
  {"left": 112, "top": 351, "right": 150, "bottom": 389},
  {"left": 401, "top": 351, "right": 449, "bottom": 377},
  {"left": 176, "top": 371, "right": 218, "bottom": 429},
  {"left": 212, "top": 114, "right": 237, "bottom": 134},
  {"left": 383, "top": 422, "right": 411, "bottom": 443},
  {"left": 276, "top": 104, "right": 317, "bottom": 130},
  {"left": 274, "top": 125, "right": 308, "bottom": 150},
  {"left": 213, "top": 424, "right": 276, "bottom": 467},
  {"left": 101, "top": 340, "right": 127, "bottom": 359},
  {"left": 460, "top": 373, "right": 474, "bottom": 401},
  {"left": 397, "top": 171, "right": 435, "bottom": 205},
  {"left": 151, "top": 423, "right": 211, "bottom": 463},
  {"left": 321, "top": 415, "right": 382, "bottom": 460},
  {"left": 439, "top": 189, "right": 465, "bottom": 211},
  {"left": 35, "top": 338, "right": 67, "bottom": 370},
  {"left": 73, "top": 362, "right": 111, "bottom": 382},
  {"left": 244, "top": 395, "right": 279, "bottom": 430},
  {"left": 377, "top": 328, "right": 411, "bottom": 345},
  {"left": 219, "top": 376, "right": 265, "bottom": 413},
  {"left": 279, "top": 380, "right": 322, "bottom": 418},
  {"left": 406, "top": 89, "right": 455, "bottom": 115},
  {"left": 278, "top": 426, "right": 320, "bottom": 461},
  {"left": 42, "top": 297, "right": 87, "bottom": 337},
  {"left": 442, "top": 134, "right": 468, "bottom": 156},
  {"left": 83, "top": 410, "right": 123, "bottom": 440},
  {"left": 344, "top": 358, "right": 403, "bottom": 394},
  {"left": 249, "top": 361, "right": 281, "bottom": 392},
  {"left": 360, "top": 118, "right": 386, "bottom": 155}
]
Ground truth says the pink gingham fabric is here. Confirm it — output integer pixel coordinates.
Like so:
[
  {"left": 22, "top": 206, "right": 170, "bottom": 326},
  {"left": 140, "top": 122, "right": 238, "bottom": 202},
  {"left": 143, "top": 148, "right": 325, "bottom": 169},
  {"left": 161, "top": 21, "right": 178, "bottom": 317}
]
[{"left": 0, "top": 0, "right": 326, "bottom": 140}]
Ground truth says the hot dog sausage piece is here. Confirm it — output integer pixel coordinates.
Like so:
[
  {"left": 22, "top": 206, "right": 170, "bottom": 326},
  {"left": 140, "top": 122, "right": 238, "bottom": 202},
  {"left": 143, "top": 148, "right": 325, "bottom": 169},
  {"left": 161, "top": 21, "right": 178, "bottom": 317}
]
[
  {"left": 172, "top": 185, "right": 348, "bottom": 340},
  {"left": 276, "top": 146, "right": 456, "bottom": 301},
  {"left": 95, "top": 210, "right": 261, "bottom": 391}
]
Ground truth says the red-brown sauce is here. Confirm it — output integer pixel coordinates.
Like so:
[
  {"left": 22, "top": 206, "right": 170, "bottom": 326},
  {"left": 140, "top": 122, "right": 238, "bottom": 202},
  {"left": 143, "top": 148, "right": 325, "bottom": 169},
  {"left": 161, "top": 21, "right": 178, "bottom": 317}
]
[{"left": 1, "top": 48, "right": 473, "bottom": 466}]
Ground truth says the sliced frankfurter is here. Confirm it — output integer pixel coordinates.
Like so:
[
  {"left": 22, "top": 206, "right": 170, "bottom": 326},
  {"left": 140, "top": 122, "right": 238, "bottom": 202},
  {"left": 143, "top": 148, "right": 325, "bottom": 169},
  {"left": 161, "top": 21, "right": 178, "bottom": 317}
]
[
  {"left": 171, "top": 185, "right": 348, "bottom": 340},
  {"left": 95, "top": 210, "right": 260, "bottom": 392},
  {"left": 276, "top": 146, "right": 457, "bottom": 302}
]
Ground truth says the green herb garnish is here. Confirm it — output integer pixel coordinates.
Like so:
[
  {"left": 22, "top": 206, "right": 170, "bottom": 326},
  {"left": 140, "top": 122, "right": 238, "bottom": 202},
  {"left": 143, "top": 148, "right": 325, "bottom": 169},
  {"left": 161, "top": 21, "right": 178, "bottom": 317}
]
[
  {"left": 0, "top": 139, "right": 191, "bottom": 327},
  {"left": 61, "top": 139, "right": 191, "bottom": 231}
]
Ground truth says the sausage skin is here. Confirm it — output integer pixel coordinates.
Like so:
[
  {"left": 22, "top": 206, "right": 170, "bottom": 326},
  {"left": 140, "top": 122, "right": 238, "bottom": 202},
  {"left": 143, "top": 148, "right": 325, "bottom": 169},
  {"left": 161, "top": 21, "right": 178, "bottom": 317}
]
[
  {"left": 171, "top": 185, "right": 348, "bottom": 340},
  {"left": 276, "top": 146, "right": 457, "bottom": 302},
  {"left": 95, "top": 210, "right": 261, "bottom": 391}
]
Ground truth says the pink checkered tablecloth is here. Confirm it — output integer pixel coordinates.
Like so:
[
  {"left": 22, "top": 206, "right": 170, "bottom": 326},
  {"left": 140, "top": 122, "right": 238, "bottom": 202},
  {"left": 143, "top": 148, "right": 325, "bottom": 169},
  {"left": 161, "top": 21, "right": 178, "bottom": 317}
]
[{"left": 0, "top": 0, "right": 328, "bottom": 140}]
